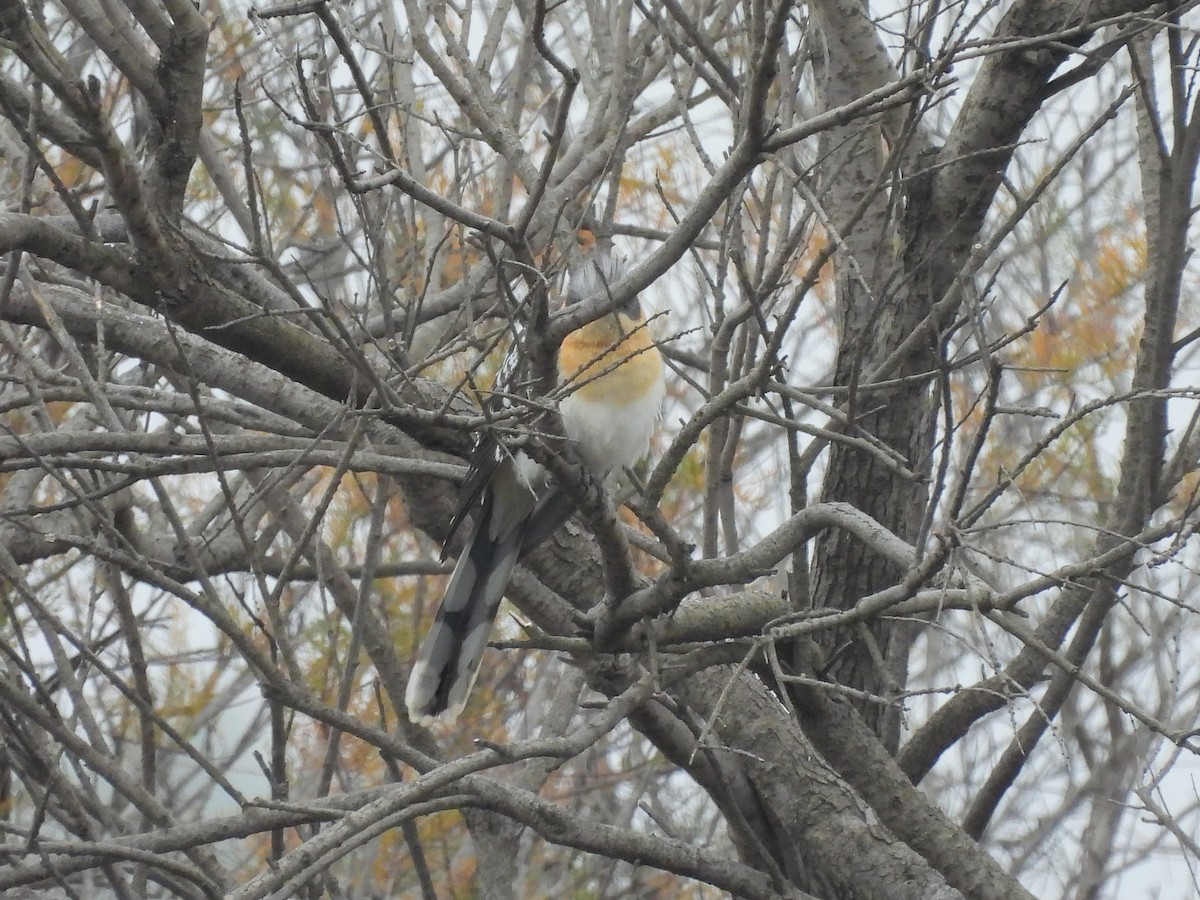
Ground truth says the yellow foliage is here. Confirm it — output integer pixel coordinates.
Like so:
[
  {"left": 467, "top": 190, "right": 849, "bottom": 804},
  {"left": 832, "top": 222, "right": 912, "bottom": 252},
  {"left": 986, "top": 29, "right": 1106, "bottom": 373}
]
[
  {"left": 1168, "top": 467, "right": 1200, "bottom": 516},
  {"left": 53, "top": 155, "right": 91, "bottom": 190},
  {"left": 1016, "top": 226, "right": 1144, "bottom": 380},
  {"left": 957, "top": 223, "right": 1147, "bottom": 508}
]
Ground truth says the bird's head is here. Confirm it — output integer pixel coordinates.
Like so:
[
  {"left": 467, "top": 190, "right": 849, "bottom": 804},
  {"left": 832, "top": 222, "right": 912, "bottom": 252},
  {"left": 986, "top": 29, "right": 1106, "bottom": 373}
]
[{"left": 565, "top": 246, "right": 644, "bottom": 325}]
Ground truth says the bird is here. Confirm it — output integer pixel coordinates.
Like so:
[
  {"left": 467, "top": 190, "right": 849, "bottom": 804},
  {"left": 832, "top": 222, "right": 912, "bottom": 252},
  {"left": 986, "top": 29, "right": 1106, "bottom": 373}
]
[{"left": 404, "top": 247, "right": 665, "bottom": 724}]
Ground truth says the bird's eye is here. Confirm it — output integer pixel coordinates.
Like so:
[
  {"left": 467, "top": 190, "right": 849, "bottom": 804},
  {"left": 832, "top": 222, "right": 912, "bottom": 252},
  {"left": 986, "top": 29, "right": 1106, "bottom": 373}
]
[{"left": 621, "top": 296, "right": 643, "bottom": 319}]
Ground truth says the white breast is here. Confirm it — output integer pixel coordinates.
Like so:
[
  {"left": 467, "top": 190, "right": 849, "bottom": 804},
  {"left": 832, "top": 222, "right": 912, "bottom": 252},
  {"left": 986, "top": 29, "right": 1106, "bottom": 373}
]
[{"left": 559, "top": 376, "right": 665, "bottom": 475}]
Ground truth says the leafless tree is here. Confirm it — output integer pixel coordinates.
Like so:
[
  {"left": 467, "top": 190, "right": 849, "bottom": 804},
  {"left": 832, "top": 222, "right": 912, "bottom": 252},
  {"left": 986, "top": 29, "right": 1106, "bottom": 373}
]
[{"left": 2, "top": 1, "right": 1199, "bottom": 898}]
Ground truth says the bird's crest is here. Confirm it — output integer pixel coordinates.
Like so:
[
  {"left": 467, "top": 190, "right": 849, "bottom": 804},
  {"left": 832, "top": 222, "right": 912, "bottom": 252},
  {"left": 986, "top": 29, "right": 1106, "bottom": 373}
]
[{"left": 567, "top": 246, "right": 641, "bottom": 319}]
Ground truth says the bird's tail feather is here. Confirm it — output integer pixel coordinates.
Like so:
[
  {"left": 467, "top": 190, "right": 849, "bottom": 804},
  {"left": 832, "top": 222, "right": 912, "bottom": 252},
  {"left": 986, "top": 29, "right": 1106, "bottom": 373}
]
[{"left": 405, "top": 511, "right": 523, "bottom": 724}]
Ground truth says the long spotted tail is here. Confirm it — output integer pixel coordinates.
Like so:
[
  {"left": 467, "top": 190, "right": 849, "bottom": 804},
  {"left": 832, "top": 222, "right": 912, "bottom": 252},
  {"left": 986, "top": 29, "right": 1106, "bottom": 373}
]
[{"left": 404, "top": 506, "right": 524, "bottom": 724}]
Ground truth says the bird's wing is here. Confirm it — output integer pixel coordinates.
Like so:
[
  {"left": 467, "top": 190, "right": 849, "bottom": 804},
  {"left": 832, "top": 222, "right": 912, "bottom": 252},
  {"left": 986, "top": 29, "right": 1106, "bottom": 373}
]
[{"left": 444, "top": 333, "right": 526, "bottom": 550}]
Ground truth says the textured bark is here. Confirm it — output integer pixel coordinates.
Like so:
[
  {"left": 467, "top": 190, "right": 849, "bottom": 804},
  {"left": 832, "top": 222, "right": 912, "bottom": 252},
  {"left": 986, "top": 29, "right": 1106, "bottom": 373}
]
[
  {"left": 807, "top": 0, "right": 935, "bottom": 750},
  {"left": 804, "top": 0, "right": 1158, "bottom": 749},
  {"left": 651, "top": 668, "right": 968, "bottom": 900}
]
